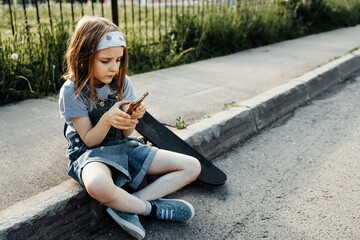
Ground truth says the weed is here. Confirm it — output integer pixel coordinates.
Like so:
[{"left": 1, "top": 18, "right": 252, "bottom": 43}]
[
  {"left": 223, "top": 101, "right": 237, "bottom": 110},
  {"left": 175, "top": 116, "right": 189, "bottom": 129},
  {"left": 349, "top": 46, "right": 360, "bottom": 53}
]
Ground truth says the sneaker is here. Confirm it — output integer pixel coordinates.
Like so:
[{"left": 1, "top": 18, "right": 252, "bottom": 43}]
[
  {"left": 150, "top": 198, "right": 195, "bottom": 221},
  {"left": 106, "top": 207, "right": 146, "bottom": 240}
]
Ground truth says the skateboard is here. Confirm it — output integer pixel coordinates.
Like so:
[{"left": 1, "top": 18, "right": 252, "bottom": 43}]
[{"left": 136, "top": 112, "right": 227, "bottom": 186}]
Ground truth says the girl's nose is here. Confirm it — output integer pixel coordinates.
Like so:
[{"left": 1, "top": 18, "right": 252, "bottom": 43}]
[{"left": 109, "top": 62, "right": 118, "bottom": 72}]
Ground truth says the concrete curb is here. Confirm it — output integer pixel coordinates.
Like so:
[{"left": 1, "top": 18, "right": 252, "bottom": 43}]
[
  {"left": 181, "top": 51, "right": 359, "bottom": 158},
  {"left": 1, "top": 52, "right": 359, "bottom": 239}
]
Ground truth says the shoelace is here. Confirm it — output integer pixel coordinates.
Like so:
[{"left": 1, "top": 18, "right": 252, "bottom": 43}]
[{"left": 160, "top": 209, "right": 174, "bottom": 220}]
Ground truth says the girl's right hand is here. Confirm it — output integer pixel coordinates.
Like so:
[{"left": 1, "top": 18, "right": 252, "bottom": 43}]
[{"left": 105, "top": 100, "right": 139, "bottom": 130}]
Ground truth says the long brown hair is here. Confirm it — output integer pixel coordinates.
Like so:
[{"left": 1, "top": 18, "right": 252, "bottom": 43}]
[{"left": 64, "top": 16, "right": 128, "bottom": 100}]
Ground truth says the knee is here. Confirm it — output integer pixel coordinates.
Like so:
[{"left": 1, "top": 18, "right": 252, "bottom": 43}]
[
  {"left": 83, "top": 176, "right": 115, "bottom": 204},
  {"left": 184, "top": 156, "right": 201, "bottom": 183}
]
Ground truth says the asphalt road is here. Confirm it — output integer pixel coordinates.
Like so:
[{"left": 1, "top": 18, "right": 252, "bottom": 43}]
[{"left": 91, "top": 73, "right": 360, "bottom": 240}]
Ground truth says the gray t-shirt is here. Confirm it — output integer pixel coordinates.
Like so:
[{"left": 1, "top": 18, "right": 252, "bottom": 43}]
[{"left": 59, "top": 75, "right": 137, "bottom": 139}]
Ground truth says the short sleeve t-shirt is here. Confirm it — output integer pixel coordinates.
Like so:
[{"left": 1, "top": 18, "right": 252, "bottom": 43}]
[{"left": 59, "top": 75, "right": 137, "bottom": 139}]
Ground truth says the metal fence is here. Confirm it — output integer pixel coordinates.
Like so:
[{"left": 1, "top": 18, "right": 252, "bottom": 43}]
[{"left": 2, "top": 0, "right": 268, "bottom": 46}]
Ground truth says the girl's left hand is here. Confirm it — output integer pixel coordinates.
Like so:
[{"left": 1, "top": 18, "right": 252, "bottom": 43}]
[{"left": 130, "top": 102, "right": 146, "bottom": 119}]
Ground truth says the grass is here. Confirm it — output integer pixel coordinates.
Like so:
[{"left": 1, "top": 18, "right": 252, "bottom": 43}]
[
  {"left": 1, "top": 22, "right": 69, "bottom": 103},
  {"left": 2, "top": 0, "right": 360, "bottom": 105}
]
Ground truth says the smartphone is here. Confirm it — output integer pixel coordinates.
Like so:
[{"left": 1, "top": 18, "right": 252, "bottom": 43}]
[{"left": 126, "top": 92, "right": 149, "bottom": 114}]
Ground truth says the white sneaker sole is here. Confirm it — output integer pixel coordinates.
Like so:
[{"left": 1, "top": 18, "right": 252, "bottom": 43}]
[{"left": 106, "top": 208, "right": 145, "bottom": 240}]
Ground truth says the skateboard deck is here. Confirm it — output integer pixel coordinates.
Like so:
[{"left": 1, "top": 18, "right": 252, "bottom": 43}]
[{"left": 136, "top": 112, "right": 227, "bottom": 186}]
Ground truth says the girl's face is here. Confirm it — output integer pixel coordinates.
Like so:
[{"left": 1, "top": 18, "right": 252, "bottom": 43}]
[{"left": 93, "top": 46, "right": 124, "bottom": 87}]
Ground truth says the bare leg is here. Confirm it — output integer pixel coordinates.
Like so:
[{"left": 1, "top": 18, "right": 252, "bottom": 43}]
[
  {"left": 135, "top": 149, "right": 201, "bottom": 201},
  {"left": 81, "top": 149, "right": 201, "bottom": 214},
  {"left": 81, "top": 162, "right": 147, "bottom": 214}
]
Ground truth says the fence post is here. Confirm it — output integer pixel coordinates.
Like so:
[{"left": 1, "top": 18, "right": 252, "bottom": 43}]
[
  {"left": 47, "top": 0, "right": 54, "bottom": 35},
  {"left": 59, "top": 0, "right": 64, "bottom": 27},
  {"left": 7, "top": 0, "right": 15, "bottom": 36},
  {"left": 111, "top": 0, "right": 119, "bottom": 26},
  {"left": 123, "top": 0, "right": 128, "bottom": 34},
  {"left": 21, "top": 0, "right": 32, "bottom": 58}
]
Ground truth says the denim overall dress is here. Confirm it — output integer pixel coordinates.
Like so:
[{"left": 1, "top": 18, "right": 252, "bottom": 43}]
[{"left": 65, "top": 95, "right": 157, "bottom": 190}]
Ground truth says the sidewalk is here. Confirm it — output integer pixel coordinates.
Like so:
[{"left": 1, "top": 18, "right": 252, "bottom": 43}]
[{"left": 1, "top": 25, "right": 360, "bottom": 239}]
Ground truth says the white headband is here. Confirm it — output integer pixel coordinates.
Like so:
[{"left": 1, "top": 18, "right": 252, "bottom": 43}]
[{"left": 97, "top": 31, "right": 126, "bottom": 51}]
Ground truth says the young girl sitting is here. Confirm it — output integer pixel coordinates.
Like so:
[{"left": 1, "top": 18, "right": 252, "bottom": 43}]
[{"left": 58, "top": 16, "right": 201, "bottom": 239}]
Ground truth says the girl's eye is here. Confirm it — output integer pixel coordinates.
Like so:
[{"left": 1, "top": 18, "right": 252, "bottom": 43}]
[
  {"left": 101, "top": 60, "right": 109, "bottom": 64},
  {"left": 116, "top": 59, "right": 121, "bottom": 62}
]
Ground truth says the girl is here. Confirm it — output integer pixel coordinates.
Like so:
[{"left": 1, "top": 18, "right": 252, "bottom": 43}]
[{"left": 59, "top": 16, "right": 201, "bottom": 239}]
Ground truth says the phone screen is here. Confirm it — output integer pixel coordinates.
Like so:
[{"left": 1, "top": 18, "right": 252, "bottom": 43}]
[{"left": 126, "top": 92, "right": 149, "bottom": 114}]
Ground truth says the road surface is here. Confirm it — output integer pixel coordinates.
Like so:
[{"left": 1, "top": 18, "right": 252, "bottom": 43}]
[{"left": 92, "top": 74, "right": 360, "bottom": 239}]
